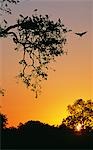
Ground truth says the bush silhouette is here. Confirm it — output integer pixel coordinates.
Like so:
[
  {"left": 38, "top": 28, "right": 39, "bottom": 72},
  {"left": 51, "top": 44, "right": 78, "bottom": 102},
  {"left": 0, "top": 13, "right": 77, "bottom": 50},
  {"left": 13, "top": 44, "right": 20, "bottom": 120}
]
[{"left": 1, "top": 112, "right": 93, "bottom": 149}]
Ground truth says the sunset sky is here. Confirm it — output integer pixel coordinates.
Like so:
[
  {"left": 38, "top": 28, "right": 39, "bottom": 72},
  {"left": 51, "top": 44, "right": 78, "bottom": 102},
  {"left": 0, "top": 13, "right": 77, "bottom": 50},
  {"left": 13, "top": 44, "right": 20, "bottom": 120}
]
[{"left": 0, "top": 0, "right": 93, "bottom": 127}]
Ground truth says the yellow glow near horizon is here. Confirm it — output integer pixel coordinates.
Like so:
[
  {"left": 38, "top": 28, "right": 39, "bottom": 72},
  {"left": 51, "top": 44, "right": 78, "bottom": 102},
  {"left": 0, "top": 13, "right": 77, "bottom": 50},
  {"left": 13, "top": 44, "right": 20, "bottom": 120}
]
[
  {"left": 0, "top": 1, "right": 93, "bottom": 127},
  {"left": 76, "top": 123, "right": 82, "bottom": 132}
]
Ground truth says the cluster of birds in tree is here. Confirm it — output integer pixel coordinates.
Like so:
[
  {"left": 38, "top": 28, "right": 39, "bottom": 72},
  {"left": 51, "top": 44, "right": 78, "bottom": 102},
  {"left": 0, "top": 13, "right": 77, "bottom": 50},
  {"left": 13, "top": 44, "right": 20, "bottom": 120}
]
[{"left": 34, "top": 9, "right": 88, "bottom": 38}]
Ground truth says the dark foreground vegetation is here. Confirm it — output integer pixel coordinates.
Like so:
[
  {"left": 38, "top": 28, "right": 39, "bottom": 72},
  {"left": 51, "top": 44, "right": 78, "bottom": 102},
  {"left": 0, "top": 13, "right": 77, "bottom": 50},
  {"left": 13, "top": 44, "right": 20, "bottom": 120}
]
[
  {"left": 1, "top": 99, "right": 93, "bottom": 149},
  {"left": 1, "top": 119, "right": 93, "bottom": 149}
]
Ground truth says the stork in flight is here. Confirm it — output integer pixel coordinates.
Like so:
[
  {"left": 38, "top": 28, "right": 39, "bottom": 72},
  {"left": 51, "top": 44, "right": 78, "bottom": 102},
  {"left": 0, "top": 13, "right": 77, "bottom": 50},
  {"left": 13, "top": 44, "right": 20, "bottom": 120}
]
[{"left": 75, "top": 31, "right": 87, "bottom": 37}]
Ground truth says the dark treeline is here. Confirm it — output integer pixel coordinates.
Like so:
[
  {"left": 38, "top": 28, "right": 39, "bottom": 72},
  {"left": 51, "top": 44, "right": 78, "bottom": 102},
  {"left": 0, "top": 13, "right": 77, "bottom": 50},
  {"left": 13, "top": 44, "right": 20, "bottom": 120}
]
[{"left": 1, "top": 119, "right": 93, "bottom": 149}]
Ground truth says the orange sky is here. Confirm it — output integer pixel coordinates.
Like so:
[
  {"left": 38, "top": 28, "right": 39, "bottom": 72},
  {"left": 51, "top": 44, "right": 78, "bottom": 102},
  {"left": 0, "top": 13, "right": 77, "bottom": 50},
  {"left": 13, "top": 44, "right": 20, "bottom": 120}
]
[{"left": 0, "top": 0, "right": 93, "bottom": 127}]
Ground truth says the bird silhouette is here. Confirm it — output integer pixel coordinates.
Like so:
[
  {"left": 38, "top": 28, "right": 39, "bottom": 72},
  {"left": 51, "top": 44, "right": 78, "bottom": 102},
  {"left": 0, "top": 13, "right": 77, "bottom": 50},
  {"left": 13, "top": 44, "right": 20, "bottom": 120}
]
[
  {"left": 34, "top": 9, "right": 38, "bottom": 11},
  {"left": 75, "top": 31, "right": 87, "bottom": 37}
]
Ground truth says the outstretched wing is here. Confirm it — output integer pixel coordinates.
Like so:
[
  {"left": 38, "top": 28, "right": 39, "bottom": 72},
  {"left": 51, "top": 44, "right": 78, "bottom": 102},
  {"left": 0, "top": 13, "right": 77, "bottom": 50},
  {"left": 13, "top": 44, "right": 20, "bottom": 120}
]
[
  {"left": 81, "top": 31, "right": 87, "bottom": 35},
  {"left": 75, "top": 32, "right": 81, "bottom": 36},
  {"left": 75, "top": 31, "right": 87, "bottom": 36}
]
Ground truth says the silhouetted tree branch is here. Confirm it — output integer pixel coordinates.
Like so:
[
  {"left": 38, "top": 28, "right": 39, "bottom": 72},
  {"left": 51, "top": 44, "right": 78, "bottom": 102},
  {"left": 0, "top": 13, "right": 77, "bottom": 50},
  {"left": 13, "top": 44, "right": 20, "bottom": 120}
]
[
  {"left": 0, "top": 10, "right": 71, "bottom": 97},
  {"left": 0, "top": 1, "right": 72, "bottom": 97}
]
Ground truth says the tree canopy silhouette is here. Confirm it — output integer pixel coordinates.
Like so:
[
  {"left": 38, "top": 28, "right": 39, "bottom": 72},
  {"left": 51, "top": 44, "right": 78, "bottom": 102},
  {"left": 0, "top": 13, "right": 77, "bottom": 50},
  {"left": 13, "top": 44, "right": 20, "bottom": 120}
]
[
  {"left": 62, "top": 99, "right": 93, "bottom": 130},
  {"left": 0, "top": 3, "right": 71, "bottom": 97}
]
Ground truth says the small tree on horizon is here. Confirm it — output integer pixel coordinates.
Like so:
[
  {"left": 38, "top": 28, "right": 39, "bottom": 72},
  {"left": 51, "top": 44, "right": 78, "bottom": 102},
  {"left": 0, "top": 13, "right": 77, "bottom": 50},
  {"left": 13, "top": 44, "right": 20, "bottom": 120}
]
[{"left": 62, "top": 99, "right": 93, "bottom": 131}]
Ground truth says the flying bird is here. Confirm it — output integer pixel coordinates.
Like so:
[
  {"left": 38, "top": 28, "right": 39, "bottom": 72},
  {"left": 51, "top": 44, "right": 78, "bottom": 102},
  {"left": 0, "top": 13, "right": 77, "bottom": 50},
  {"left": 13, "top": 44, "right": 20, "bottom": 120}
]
[
  {"left": 34, "top": 9, "right": 38, "bottom": 11},
  {"left": 75, "top": 31, "right": 87, "bottom": 37}
]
